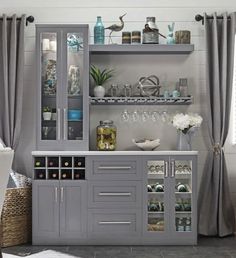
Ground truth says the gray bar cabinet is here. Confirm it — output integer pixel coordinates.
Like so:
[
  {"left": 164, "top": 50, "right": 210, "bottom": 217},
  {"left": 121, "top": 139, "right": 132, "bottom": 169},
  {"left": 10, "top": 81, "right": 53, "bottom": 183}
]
[{"left": 32, "top": 151, "right": 197, "bottom": 245}]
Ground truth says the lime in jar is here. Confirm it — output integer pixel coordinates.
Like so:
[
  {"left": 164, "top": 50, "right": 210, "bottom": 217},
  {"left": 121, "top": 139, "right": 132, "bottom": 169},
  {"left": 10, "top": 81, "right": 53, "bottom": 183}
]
[{"left": 96, "top": 120, "right": 117, "bottom": 151}]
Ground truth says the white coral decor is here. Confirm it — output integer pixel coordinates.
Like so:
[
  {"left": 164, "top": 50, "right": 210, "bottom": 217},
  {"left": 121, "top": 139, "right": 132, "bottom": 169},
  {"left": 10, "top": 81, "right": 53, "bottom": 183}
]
[{"left": 172, "top": 113, "right": 202, "bottom": 133}]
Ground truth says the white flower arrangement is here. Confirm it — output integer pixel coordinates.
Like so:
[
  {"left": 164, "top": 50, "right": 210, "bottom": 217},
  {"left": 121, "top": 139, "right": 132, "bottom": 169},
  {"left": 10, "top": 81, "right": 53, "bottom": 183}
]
[{"left": 172, "top": 113, "right": 203, "bottom": 134}]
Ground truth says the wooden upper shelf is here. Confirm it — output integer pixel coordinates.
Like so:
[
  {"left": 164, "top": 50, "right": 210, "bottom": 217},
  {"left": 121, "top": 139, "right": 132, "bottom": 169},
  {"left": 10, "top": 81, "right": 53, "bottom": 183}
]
[{"left": 89, "top": 44, "right": 194, "bottom": 55}]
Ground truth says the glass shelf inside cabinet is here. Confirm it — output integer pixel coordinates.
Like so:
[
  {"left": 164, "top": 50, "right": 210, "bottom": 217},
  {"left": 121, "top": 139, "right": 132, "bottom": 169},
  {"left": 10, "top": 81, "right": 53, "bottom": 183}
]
[
  {"left": 174, "top": 160, "right": 193, "bottom": 232},
  {"left": 147, "top": 160, "right": 165, "bottom": 232}
]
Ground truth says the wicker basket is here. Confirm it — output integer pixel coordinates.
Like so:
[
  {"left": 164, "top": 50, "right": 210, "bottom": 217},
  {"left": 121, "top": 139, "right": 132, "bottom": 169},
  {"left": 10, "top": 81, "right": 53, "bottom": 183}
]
[{"left": 0, "top": 187, "right": 32, "bottom": 247}]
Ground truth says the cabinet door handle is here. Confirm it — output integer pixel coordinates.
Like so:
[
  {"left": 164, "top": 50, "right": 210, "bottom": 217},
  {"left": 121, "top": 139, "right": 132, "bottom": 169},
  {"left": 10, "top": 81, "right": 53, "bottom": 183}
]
[
  {"left": 63, "top": 108, "right": 67, "bottom": 140},
  {"left": 98, "top": 221, "right": 131, "bottom": 225},
  {"left": 98, "top": 166, "right": 132, "bottom": 170},
  {"left": 57, "top": 109, "right": 61, "bottom": 140},
  {"left": 61, "top": 187, "right": 64, "bottom": 203},
  {"left": 55, "top": 187, "right": 58, "bottom": 203},
  {"left": 171, "top": 160, "right": 175, "bottom": 177},
  {"left": 164, "top": 161, "right": 169, "bottom": 178},
  {"left": 98, "top": 192, "right": 131, "bottom": 196}
]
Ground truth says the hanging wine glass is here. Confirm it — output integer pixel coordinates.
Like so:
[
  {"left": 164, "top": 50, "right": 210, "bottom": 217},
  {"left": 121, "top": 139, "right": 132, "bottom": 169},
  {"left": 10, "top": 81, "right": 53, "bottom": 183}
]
[
  {"left": 151, "top": 111, "right": 160, "bottom": 122},
  {"left": 131, "top": 110, "right": 140, "bottom": 123},
  {"left": 161, "top": 111, "right": 169, "bottom": 123},
  {"left": 141, "top": 111, "right": 150, "bottom": 122},
  {"left": 120, "top": 110, "right": 130, "bottom": 122}
]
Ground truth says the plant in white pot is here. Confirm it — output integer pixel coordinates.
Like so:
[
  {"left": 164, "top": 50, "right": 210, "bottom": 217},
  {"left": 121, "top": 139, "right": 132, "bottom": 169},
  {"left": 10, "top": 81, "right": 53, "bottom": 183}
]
[
  {"left": 42, "top": 106, "right": 52, "bottom": 120},
  {"left": 90, "top": 64, "right": 114, "bottom": 97}
]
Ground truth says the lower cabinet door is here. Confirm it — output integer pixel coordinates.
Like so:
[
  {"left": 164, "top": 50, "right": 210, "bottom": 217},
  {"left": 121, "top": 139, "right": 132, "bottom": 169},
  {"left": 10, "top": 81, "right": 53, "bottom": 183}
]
[
  {"left": 33, "top": 181, "right": 60, "bottom": 241},
  {"left": 59, "top": 181, "right": 87, "bottom": 239}
]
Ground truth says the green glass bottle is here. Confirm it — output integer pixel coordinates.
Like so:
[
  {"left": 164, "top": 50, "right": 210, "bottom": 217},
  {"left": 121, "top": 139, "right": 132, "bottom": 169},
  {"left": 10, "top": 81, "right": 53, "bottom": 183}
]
[{"left": 94, "top": 16, "right": 105, "bottom": 44}]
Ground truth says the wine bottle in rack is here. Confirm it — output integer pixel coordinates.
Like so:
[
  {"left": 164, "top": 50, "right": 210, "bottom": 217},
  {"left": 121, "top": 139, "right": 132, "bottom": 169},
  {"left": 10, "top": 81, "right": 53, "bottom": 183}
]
[
  {"left": 35, "top": 161, "right": 41, "bottom": 167},
  {"left": 61, "top": 171, "right": 67, "bottom": 179},
  {"left": 49, "top": 161, "right": 54, "bottom": 167},
  {"left": 36, "top": 170, "right": 46, "bottom": 179}
]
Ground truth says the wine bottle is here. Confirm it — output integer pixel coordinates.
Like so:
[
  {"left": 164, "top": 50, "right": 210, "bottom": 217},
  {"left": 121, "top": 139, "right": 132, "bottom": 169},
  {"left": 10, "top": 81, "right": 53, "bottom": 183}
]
[
  {"left": 74, "top": 173, "right": 80, "bottom": 179},
  {"left": 64, "top": 161, "right": 69, "bottom": 167},
  {"left": 49, "top": 161, "right": 54, "bottom": 167},
  {"left": 35, "top": 161, "right": 41, "bottom": 167},
  {"left": 51, "top": 172, "right": 57, "bottom": 178},
  {"left": 38, "top": 172, "right": 44, "bottom": 179},
  {"left": 61, "top": 173, "right": 67, "bottom": 179}
]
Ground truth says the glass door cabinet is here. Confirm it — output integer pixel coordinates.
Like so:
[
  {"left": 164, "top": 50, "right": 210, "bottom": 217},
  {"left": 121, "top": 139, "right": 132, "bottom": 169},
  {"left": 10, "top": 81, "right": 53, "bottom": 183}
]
[
  {"left": 36, "top": 25, "right": 89, "bottom": 150},
  {"left": 143, "top": 155, "right": 197, "bottom": 244}
]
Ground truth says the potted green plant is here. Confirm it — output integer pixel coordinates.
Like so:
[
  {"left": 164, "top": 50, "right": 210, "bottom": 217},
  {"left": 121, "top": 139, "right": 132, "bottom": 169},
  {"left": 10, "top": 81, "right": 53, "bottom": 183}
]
[
  {"left": 90, "top": 64, "right": 114, "bottom": 97},
  {"left": 42, "top": 106, "right": 52, "bottom": 120}
]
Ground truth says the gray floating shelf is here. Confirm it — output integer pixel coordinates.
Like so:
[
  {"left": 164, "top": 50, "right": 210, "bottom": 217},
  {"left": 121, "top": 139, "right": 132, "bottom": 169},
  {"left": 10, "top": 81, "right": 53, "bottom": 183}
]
[
  {"left": 89, "top": 96, "right": 193, "bottom": 105},
  {"left": 89, "top": 44, "right": 194, "bottom": 55}
]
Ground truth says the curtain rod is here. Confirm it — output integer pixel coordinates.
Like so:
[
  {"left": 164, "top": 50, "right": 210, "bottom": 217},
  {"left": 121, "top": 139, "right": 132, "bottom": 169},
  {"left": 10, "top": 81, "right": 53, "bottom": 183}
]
[
  {"left": 0, "top": 15, "right": 34, "bottom": 26},
  {"left": 195, "top": 14, "right": 231, "bottom": 24}
]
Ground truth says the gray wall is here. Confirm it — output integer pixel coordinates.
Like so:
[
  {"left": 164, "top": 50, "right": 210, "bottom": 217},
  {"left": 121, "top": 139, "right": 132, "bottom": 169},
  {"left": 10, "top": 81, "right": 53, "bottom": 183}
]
[{"left": 2, "top": 0, "right": 236, "bottom": 219}]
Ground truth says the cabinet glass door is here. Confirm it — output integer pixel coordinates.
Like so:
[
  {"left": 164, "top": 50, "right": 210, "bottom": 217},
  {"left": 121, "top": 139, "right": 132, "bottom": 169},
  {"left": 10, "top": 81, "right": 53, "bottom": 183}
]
[
  {"left": 171, "top": 158, "right": 193, "bottom": 233},
  {"left": 65, "top": 32, "right": 84, "bottom": 141},
  {"left": 145, "top": 158, "right": 169, "bottom": 233},
  {"left": 41, "top": 32, "right": 58, "bottom": 141}
]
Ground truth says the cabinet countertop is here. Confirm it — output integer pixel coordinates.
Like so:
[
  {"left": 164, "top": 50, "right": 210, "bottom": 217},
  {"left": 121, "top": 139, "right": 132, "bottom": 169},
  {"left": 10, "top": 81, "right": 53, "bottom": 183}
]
[{"left": 32, "top": 150, "right": 198, "bottom": 156}]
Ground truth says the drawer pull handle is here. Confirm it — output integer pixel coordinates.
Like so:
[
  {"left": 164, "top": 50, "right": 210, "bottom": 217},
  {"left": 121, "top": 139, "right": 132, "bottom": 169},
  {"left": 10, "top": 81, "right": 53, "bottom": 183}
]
[
  {"left": 98, "top": 166, "right": 132, "bottom": 170},
  {"left": 98, "top": 192, "right": 131, "bottom": 196},
  {"left": 99, "top": 221, "right": 131, "bottom": 225}
]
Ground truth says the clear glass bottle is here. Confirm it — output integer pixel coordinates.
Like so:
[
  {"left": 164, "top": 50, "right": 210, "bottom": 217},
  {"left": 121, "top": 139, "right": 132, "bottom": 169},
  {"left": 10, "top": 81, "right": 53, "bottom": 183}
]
[
  {"left": 94, "top": 16, "right": 105, "bottom": 44},
  {"left": 96, "top": 120, "right": 117, "bottom": 151}
]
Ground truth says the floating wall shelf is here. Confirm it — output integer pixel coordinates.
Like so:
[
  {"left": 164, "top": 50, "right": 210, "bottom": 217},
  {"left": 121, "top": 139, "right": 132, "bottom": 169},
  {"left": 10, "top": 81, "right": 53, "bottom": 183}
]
[
  {"left": 89, "top": 44, "right": 194, "bottom": 55},
  {"left": 89, "top": 96, "right": 193, "bottom": 105}
]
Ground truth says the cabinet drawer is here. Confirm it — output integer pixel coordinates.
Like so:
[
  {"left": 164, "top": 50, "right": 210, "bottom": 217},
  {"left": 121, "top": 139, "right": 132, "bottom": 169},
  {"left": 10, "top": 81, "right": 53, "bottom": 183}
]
[
  {"left": 88, "top": 181, "right": 141, "bottom": 208},
  {"left": 87, "top": 156, "right": 141, "bottom": 180},
  {"left": 88, "top": 209, "right": 141, "bottom": 236}
]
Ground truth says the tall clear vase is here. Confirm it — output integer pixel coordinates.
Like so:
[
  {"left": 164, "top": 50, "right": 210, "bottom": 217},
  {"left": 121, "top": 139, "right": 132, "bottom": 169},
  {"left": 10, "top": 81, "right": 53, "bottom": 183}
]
[{"left": 177, "top": 131, "right": 192, "bottom": 151}]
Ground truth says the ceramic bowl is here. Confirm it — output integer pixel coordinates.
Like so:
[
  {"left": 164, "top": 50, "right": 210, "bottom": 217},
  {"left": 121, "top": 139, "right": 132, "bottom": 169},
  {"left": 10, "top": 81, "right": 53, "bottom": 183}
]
[
  {"left": 68, "top": 109, "right": 82, "bottom": 121},
  {"left": 132, "top": 138, "right": 160, "bottom": 151}
]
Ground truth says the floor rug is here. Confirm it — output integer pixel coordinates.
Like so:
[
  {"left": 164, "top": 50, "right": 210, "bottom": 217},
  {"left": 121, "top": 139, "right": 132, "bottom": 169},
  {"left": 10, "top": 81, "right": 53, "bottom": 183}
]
[{"left": 3, "top": 250, "right": 79, "bottom": 258}]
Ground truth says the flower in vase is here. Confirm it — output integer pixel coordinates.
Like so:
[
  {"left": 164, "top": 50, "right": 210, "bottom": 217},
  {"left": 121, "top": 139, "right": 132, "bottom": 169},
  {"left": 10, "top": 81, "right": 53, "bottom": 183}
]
[{"left": 172, "top": 113, "right": 203, "bottom": 134}]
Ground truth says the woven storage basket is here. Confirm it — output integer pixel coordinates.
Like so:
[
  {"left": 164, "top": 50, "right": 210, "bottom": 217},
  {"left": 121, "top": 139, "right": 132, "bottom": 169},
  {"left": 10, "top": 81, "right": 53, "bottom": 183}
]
[{"left": 0, "top": 187, "right": 32, "bottom": 247}]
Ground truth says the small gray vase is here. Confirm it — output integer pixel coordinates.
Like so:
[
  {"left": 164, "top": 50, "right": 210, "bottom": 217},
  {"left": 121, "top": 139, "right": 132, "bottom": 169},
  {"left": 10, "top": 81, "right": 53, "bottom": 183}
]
[{"left": 177, "top": 131, "right": 192, "bottom": 151}]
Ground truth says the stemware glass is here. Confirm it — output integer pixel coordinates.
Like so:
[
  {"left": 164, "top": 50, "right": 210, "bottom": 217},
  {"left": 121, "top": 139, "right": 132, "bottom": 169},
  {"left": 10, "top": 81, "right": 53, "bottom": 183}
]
[
  {"left": 151, "top": 111, "right": 160, "bottom": 122},
  {"left": 120, "top": 110, "right": 130, "bottom": 122},
  {"left": 131, "top": 110, "right": 140, "bottom": 123},
  {"left": 141, "top": 111, "right": 150, "bottom": 122}
]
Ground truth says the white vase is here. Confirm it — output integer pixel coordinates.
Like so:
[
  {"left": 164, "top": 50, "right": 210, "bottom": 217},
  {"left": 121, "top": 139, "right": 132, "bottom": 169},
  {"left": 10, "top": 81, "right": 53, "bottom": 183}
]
[
  {"left": 43, "top": 112, "right": 52, "bottom": 120},
  {"left": 94, "top": 85, "right": 105, "bottom": 97},
  {"left": 177, "top": 131, "right": 192, "bottom": 151}
]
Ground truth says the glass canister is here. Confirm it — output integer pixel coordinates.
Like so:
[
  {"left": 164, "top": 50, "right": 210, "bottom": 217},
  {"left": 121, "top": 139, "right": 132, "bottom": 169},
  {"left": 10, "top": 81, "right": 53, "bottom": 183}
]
[
  {"left": 96, "top": 120, "right": 117, "bottom": 151},
  {"left": 143, "top": 17, "right": 159, "bottom": 44}
]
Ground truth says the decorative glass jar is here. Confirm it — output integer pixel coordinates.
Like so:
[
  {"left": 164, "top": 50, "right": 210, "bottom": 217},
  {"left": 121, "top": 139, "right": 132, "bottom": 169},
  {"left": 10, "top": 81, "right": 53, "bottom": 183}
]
[
  {"left": 143, "top": 17, "right": 159, "bottom": 44},
  {"left": 96, "top": 120, "right": 117, "bottom": 151}
]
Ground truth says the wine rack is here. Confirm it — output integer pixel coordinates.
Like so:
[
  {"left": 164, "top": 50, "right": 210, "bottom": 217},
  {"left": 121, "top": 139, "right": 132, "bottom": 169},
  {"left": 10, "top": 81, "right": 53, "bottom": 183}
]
[{"left": 33, "top": 156, "right": 86, "bottom": 180}]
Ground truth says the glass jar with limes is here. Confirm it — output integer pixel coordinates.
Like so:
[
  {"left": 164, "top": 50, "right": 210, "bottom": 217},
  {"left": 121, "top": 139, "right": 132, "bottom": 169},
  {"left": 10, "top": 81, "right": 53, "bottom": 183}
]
[{"left": 96, "top": 120, "right": 117, "bottom": 151}]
